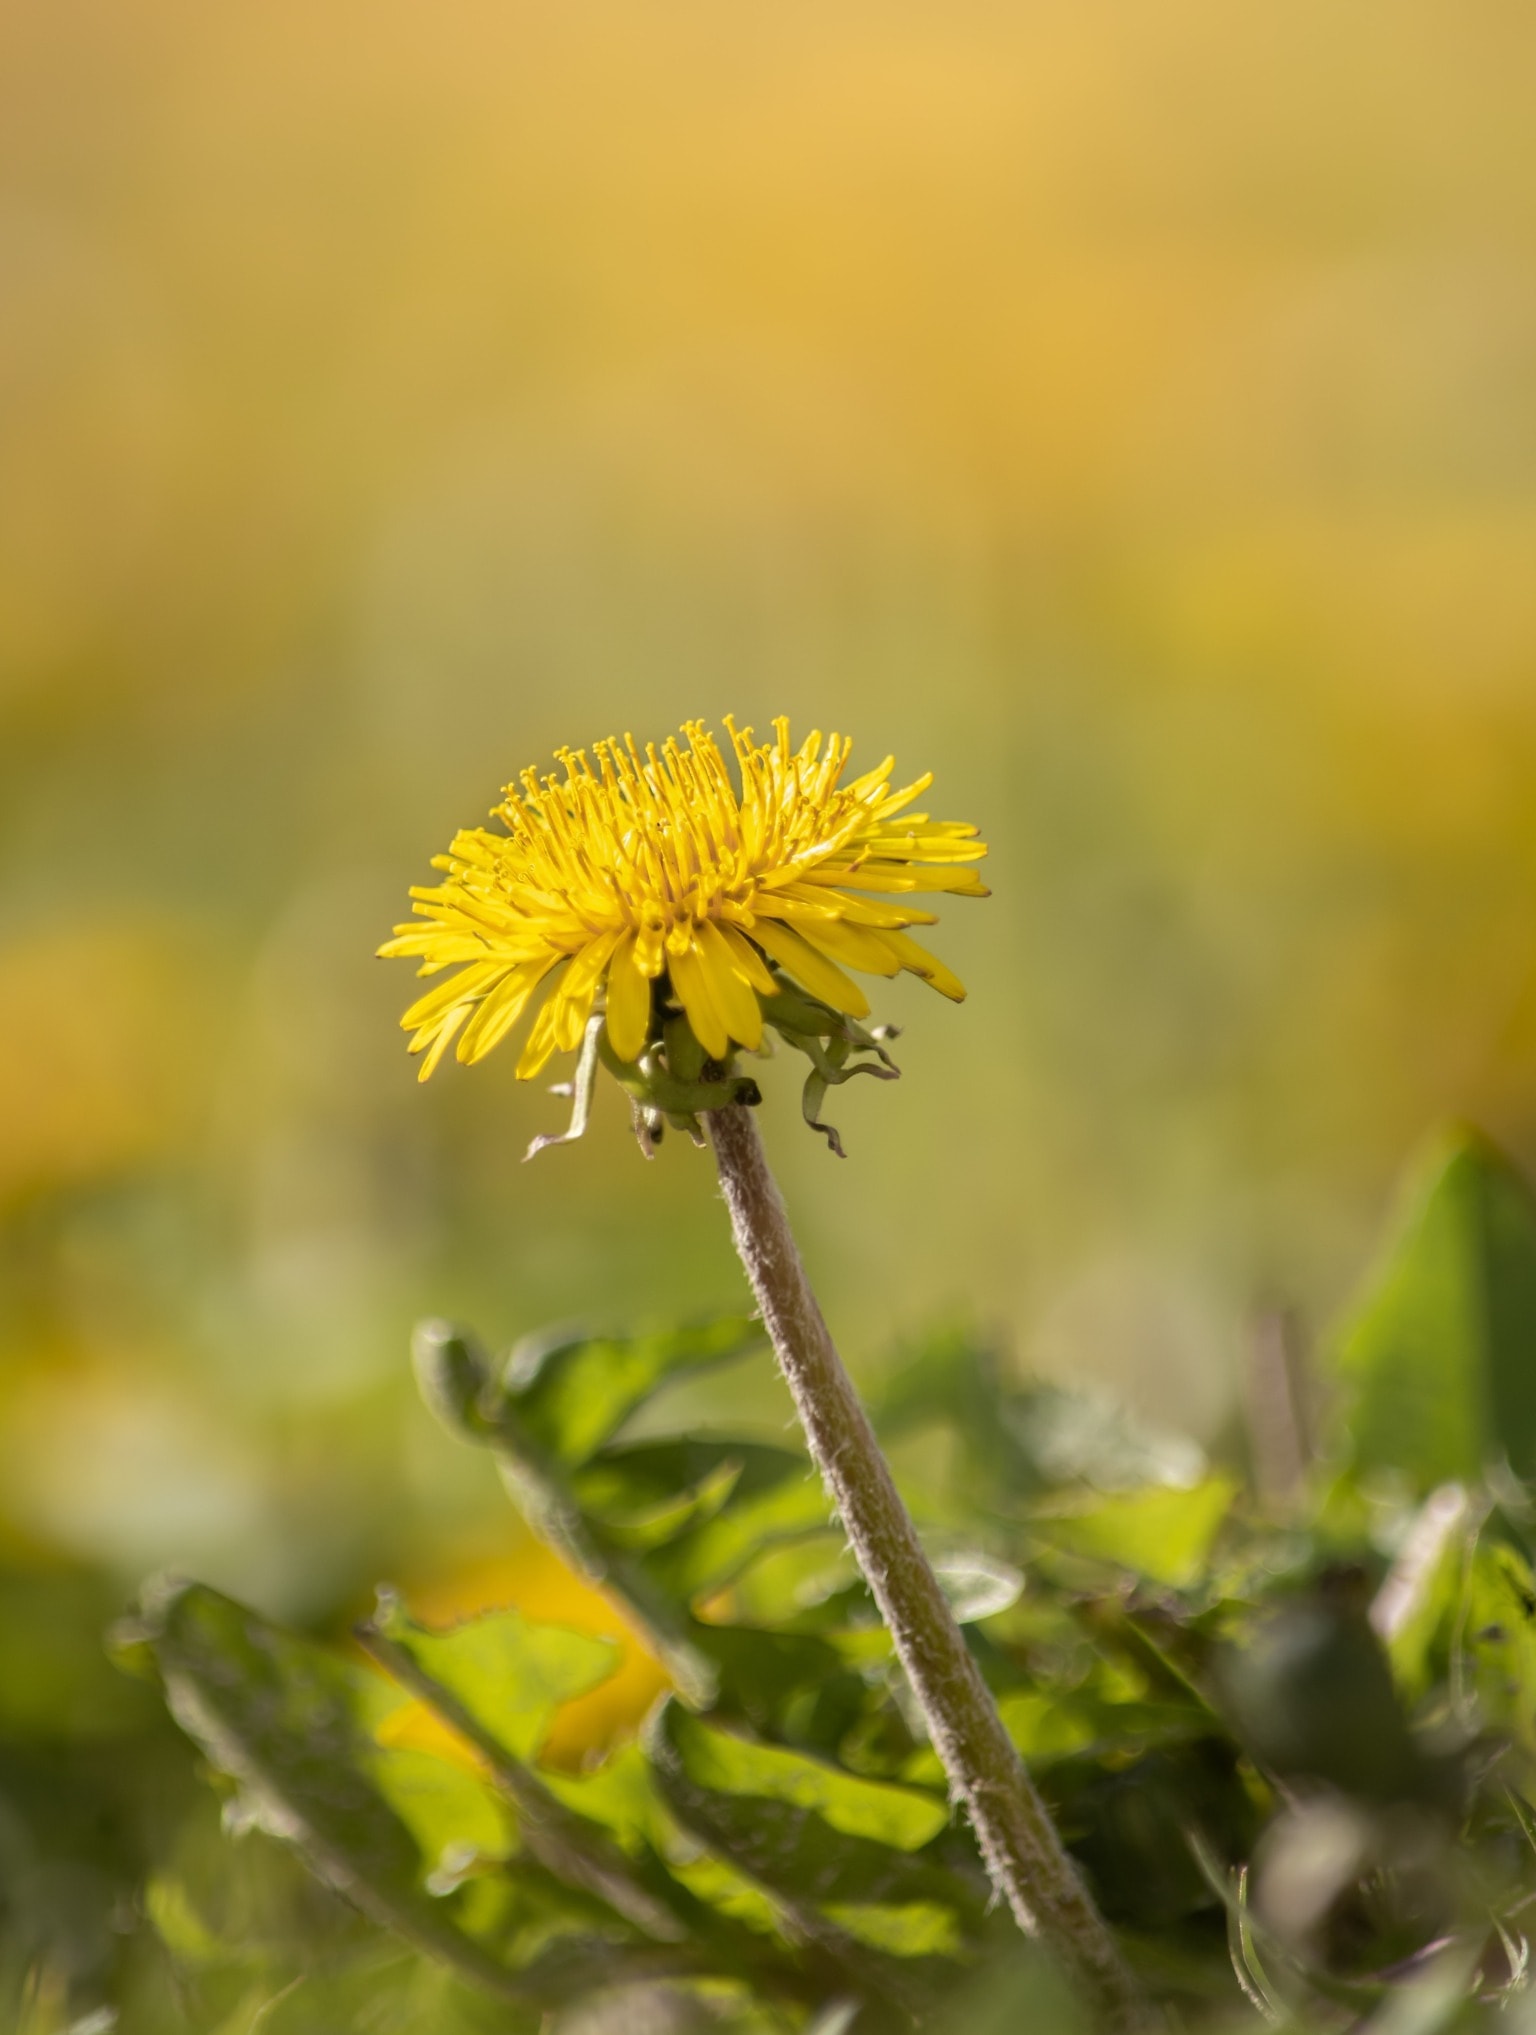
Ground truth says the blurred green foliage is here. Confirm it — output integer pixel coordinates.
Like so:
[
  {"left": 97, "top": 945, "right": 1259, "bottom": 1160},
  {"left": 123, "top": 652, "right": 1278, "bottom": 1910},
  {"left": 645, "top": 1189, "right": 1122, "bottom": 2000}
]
[
  {"left": 1332, "top": 1132, "right": 1536, "bottom": 1494},
  {"left": 34, "top": 1129, "right": 1536, "bottom": 2031}
]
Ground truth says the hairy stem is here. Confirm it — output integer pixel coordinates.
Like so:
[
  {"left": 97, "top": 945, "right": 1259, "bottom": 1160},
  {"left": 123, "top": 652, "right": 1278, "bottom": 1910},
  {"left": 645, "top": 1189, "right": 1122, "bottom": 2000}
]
[{"left": 706, "top": 1102, "right": 1152, "bottom": 2031}]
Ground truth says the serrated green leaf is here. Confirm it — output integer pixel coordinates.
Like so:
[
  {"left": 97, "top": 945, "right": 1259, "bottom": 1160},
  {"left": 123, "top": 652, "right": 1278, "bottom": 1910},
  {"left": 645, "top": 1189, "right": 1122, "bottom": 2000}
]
[
  {"left": 648, "top": 1703, "right": 990, "bottom": 2015},
  {"left": 541, "top": 1747, "right": 836, "bottom": 1979},
  {"left": 359, "top": 1603, "right": 709, "bottom": 1951},
  {"left": 1033, "top": 1479, "right": 1235, "bottom": 1587},
  {"left": 125, "top": 1579, "right": 538, "bottom": 2001},
  {"left": 501, "top": 1318, "right": 764, "bottom": 1468},
  {"left": 1333, "top": 1129, "right": 1536, "bottom": 1493},
  {"left": 124, "top": 1571, "right": 667, "bottom": 2002},
  {"left": 649, "top": 1492, "right": 835, "bottom": 1604},
  {"left": 371, "top": 1598, "right": 620, "bottom": 1762}
]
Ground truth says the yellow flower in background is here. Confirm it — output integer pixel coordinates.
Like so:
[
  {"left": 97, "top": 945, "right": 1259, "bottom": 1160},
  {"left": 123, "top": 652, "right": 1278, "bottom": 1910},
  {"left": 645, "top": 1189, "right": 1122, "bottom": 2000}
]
[{"left": 380, "top": 717, "right": 988, "bottom": 1081}]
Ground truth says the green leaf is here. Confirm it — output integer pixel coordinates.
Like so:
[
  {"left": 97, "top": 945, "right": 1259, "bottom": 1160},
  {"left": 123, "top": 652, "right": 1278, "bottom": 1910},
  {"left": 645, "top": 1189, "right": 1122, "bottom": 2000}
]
[
  {"left": 690, "top": 1622, "right": 866, "bottom": 1748},
  {"left": 541, "top": 1748, "right": 812, "bottom": 1953},
  {"left": 123, "top": 1579, "right": 536, "bottom": 2002},
  {"left": 1216, "top": 1587, "right": 1428, "bottom": 1806},
  {"left": 366, "top": 1748, "right": 512, "bottom": 1890},
  {"left": 583, "top": 1458, "right": 745, "bottom": 1553},
  {"left": 1461, "top": 1534, "right": 1536, "bottom": 1792},
  {"left": 1333, "top": 1129, "right": 1536, "bottom": 1493},
  {"left": 822, "top": 1901, "right": 964, "bottom": 1958},
  {"left": 874, "top": 1328, "right": 1204, "bottom": 1501},
  {"left": 714, "top": 1539, "right": 868, "bottom": 1632},
  {"left": 370, "top": 1596, "right": 620, "bottom": 1763},
  {"left": 208, "top": 1947, "right": 530, "bottom": 2035},
  {"left": 664, "top": 1851, "right": 789, "bottom": 1938},
  {"left": 997, "top": 1690, "right": 1204, "bottom": 1767},
  {"left": 540, "top": 1743, "right": 673, "bottom": 1854},
  {"left": 1374, "top": 1485, "right": 1476, "bottom": 1702},
  {"left": 145, "top": 1875, "right": 230, "bottom": 1966},
  {"left": 1031, "top": 1479, "right": 1235, "bottom": 1588},
  {"left": 657, "top": 1705, "right": 948, "bottom": 1852},
  {"left": 361, "top": 1601, "right": 718, "bottom": 1952},
  {"left": 648, "top": 1702, "right": 993, "bottom": 2010},
  {"left": 500, "top": 1318, "right": 764, "bottom": 1468},
  {"left": 575, "top": 1438, "right": 834, "bottom": 1602}
]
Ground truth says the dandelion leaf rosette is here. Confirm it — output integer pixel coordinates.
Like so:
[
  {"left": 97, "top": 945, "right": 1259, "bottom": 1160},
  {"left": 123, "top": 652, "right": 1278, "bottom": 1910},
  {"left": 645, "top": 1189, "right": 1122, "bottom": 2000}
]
[{"left": 121, "top": 1136, "right": 1536, "bottom": 2028}]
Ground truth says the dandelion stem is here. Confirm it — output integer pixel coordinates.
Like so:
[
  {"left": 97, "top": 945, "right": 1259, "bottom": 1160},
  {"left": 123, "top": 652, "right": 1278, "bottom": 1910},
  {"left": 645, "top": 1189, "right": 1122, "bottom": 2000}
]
[{"left": 706, "top": 1102, "right": 1153, "bottom": 2031}]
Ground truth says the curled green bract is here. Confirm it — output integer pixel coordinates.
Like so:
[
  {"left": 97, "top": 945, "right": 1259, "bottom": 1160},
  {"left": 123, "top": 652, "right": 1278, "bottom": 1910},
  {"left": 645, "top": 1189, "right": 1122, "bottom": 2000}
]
[{"left": 524, "top": 972, "right": 901, "bottom": 1160}]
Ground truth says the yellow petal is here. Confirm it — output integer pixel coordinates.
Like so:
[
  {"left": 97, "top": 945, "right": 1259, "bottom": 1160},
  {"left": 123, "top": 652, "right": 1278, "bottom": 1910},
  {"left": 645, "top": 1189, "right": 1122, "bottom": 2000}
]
[
  {"left": 869, "top": 771, "right": 933, "bottom": 820},
  {"left": 883, "top": 930, "right": 967, "bottom": 1001},
  {"left": 456, "top": 957, "right": 557, "bottom": 1064},
  {"left": 696, "top": 920, "right": 764, "bottom": 1049},
  {"left": 604, "top": 931, "right": 651, "bottom": 1063},
  {"left": 748, "top": 919, "right": 871, "bottom": 1019},
  {"left": 768, "top": 906, "right": 902, "bottom": 977},
  {"left": 560, "top": 931, "right": 622, "bottom": 1041},
  {"left": 566, "top": 927, "right": 624, "bottom": 997},
  {"left": 818, "top": 864, "right": 990, "bottom": 896},
  {"left": 553, "top": 976, "right": 599, "bottom": 1052},
  {"left": 400, "top": 960, "right": 505, "bottom": 1032},
  {"left": 377, "top": 928, "right": 480, "bottom": 961},
  {"left": 844, "top": 755, "right": 899, "bottom": 802},
  {"left": 515, "top": 986, "right": 565, "bottom": 1080},
  {"left": 667, "top": 940, "right": 730, "bottom": 1058},
  {"left": 854, "top": 833, "right": 986, "bottom": 863},
  {"left": 415, "top": 1003, "right": 473, "bottom": 1082},
  {"left": 714, "top": 919, "right": 778, "bottom": 997},
  {"left": 634, "top": 907, "right": 668, "bottom": 979},
  {"left": 779, "top": 882, "right": 936, "bottom": 930}
]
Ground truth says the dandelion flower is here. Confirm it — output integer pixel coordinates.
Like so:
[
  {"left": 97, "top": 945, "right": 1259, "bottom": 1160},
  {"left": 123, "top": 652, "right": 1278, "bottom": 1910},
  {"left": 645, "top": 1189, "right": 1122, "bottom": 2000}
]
[{"left": 379, "top": 717, "right": 987, "bottom": 1083}]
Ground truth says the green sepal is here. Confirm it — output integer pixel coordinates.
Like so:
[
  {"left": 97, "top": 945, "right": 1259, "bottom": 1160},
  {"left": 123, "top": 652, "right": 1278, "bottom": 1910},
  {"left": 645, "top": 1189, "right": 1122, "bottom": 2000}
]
[
  {"left": 526, "top": 963, "right": 903, "bottom": 1156},
  {"left": 756, "top": 981, "right": 900, "bottom": 1157},
  {"left": 599, "top": 1015, "right": 762, "bottom": 1154}
]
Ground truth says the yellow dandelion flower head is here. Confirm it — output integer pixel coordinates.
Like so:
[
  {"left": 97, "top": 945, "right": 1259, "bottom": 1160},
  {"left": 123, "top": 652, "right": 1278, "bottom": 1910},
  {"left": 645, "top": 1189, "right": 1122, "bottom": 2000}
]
[{"left": 379, "top": 717, "right": 988, "bottom": 1084}]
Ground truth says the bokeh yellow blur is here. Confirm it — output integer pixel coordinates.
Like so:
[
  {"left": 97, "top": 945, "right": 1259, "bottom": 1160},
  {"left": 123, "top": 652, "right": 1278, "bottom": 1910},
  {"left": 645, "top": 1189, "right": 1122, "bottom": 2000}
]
[{"left": 3, "top": 0, "right": 1536, "bottom": 1651}]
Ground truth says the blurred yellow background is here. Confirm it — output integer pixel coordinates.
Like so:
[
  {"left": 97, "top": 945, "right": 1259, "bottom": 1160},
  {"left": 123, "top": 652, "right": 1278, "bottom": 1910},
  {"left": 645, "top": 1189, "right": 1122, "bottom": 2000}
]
[{"left": 3, "top": 0, "right": 1536, "bottom": 1644}]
